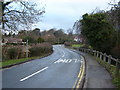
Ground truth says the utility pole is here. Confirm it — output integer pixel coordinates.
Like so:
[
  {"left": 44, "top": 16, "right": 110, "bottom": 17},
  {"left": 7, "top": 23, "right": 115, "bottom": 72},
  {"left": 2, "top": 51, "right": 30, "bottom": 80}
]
[
  {"left": 0, "top": 1, "right": 3, "bottom": 30},
  {"left": 0, "top": 1, "right": 2, "bottom": 63},
  {"left": 116, "top": 1, "right": 120, "bottom": 49},
  {"left": 26, "top": 39, "right": 28, "bottom": 59},
  {"left": 26, "top": 29, "right": 28, "bottom": 59}
]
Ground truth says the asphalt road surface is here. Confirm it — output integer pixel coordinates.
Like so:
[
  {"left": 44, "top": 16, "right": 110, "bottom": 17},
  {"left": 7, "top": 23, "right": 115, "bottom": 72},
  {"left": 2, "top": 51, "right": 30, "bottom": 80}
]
[{"left": 2, "top": 45, "right": 84, "bottom": 88}]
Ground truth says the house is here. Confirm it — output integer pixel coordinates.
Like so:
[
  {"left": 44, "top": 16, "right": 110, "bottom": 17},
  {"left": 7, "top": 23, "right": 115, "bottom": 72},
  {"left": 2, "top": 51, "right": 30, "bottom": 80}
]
[
  {"left": 74, "top": 35, "right": 85, "bottom": 43},
  {"left": 2, "top": 38, "right": 26, "bottom": 45}
]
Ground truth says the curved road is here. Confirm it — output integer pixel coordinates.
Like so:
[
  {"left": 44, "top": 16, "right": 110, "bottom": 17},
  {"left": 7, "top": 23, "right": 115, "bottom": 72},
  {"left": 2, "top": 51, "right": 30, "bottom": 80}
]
[{"left": 2, "top": 45, "right": 84, "bottom": 88}]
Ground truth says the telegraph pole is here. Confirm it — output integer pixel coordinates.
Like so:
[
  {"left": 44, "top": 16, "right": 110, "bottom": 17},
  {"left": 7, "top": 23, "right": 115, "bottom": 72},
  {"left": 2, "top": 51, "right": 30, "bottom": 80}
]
[
  {"left": 0, "top": 1, "right": 3, "bottom": 30},
  {"left": 116, "top": 1, "right": 120, "bottom": 49},
  {"left": 26, "top": 39, "right": 28, "bottom": 59},
  {"left": 0, "top": 1, "right": 3, "bottom": 63},
  {"left": 26, "top": 30, "right": 28, "bottom": 59}
]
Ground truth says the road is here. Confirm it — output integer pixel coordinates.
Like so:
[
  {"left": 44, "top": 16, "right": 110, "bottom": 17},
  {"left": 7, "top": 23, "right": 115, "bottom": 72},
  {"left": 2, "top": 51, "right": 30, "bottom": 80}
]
[{"left": 2, "top": 45, "right": 84, "bottom": 88}]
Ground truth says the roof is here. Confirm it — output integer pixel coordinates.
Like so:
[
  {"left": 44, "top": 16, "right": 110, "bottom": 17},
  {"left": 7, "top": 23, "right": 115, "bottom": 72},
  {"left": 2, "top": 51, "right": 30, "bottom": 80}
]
[{"left": 4, "top": 38, "right": 23, "bottom": 43}]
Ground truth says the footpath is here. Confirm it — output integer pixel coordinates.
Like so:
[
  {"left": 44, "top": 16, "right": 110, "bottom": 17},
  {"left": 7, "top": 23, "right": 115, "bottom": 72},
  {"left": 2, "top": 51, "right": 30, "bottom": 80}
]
[{"left": 74, "top": 50, "right": 115, "bottom": 88}]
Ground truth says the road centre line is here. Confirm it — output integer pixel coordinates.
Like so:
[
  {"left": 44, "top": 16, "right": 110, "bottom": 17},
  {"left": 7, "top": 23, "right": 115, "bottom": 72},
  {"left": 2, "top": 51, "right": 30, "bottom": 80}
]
[
  {"left": 62, "top": 50, "right": 65, "bottom": 58},
  {"left": 54, "top": 50, "right": 65, "bottom": 63},
  {"left": 20, "top": 67, "right": 48, "bottom": 82}
]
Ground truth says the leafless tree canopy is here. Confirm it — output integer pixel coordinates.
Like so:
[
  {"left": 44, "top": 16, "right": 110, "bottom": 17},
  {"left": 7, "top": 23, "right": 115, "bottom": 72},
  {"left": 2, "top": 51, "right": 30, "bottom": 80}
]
[
  {"left": 1, "top": 0, "right": 45, "bottom": 31},
  {"left": 107, "top": 0, "right": 120, "bottom": 31},
  {"left": 73, "top": 20, "right": 81, "bottom": 35}
]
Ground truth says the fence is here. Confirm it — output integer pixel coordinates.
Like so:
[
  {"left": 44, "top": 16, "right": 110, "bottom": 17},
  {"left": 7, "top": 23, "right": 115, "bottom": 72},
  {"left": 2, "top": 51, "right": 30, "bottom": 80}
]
[{"left": 77, "top": 47, "right": 120, "bottom": 76}]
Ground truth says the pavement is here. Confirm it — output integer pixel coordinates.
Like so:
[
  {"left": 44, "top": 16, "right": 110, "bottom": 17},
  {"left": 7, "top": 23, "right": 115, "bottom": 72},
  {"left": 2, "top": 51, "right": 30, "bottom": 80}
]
[
  {"left": 72, "top": 49, "right": 115, "bottom": 88},
  {"left": 2, "top": 45, "right": 85, "bottom": 88}
]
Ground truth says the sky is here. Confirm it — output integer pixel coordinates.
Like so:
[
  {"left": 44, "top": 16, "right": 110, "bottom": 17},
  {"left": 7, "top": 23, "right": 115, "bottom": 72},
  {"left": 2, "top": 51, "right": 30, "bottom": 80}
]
[
  {"left": 4, "top": 0, "right": 116, "bottom": 33},
  {"left": 30, "top": 0, "right": 112, "bottom": 32}
]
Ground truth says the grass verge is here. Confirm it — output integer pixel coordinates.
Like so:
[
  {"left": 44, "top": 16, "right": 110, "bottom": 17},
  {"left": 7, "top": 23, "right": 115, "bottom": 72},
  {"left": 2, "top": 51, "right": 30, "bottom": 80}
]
[
  {"left": 72, "top": 44, "right": 85, "bottom": 48},
  {"left": 93, "top": 56, "right": 120, "bottom": 90},
  {"left": 0, "top": 52, "right": 52, "bottom": 68},
  {"left": 72, "top": 44, "right": 92, "bottom": 49}
]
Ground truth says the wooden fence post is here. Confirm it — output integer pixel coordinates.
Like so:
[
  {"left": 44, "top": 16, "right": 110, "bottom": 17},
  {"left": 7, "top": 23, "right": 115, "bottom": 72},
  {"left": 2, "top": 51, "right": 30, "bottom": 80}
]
[
  {"left": 115, "top": 59, "right": 120, "bottom": 76},
  {"left": 92, "top": 50, "right": 94, "bottom": 56},
  {"left": 103, "top": 53, "right": 107, "bottom": 62},
  {"left": 83, "top": 49, "right": 85, "bottom": 53},
  {"left": 82, "top": 48, "right": 83, "bottom": 52},
  {"left": 94, "top": 50, "right": 96, "bottom": 56},
  {"left": 81, "top": 48, "right": 83, "bottom": 52},
  {"left": 99, "top": 52, "right": 102, "bottom": 60},
  {"left": 96, "top": 51, "right": 99, "bottom": 58},
  {"left": 86, "top": 49, "right": 88, "bottom": 53},
  {"left": 90, "top": 49, "right": 92, "bottom": 55},
  {"left": 87, "top": 49, "right": 89, "bottom": 54},
  {"left": 80, "top": 48, "right": 83, "bottom": 51},
  {"left": 80, "top": 48, "right": 82, "bottom": 52},
  {"left": 108, "top": 55, "right": 112, "bottom": 64},
  {"left": 85, "top": 49, "right": 87, "bottom": 53}
]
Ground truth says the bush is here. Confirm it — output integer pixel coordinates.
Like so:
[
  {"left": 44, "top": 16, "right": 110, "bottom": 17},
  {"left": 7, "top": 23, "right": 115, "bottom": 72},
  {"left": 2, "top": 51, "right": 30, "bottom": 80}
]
[
  {"left": 64, "top": 42, "right": 72, "bottom": 46},
  {"left": 81, "top": 13, "right": 115, "bottom": 53},
  {"left": 7, "top": 47, "right": 18, "bottom": 59},
  {"left": 37, "top": 37, "right": 44, "bottom": 43},
  {"left": 29, "top": 43, "right": 53, "bottom": 57},
  {"left": 2, "top": 45, "right": 25, "bottom": 61},
  {"left": 23, "top": 36, "right": 37, "bottom": 44},
  {"left": 111, "top": 45, "right": 120, "bottom": 59}
]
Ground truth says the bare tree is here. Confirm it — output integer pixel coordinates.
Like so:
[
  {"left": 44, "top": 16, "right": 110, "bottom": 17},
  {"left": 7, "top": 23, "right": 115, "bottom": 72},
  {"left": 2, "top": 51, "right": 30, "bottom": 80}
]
[
  {"left": 1, "top": 0, "right": 45, "bottom": 31},
  {"left": 107, "top": 0, "right": 120, "bottom": 31},
  {"left": 67, "top": 28, "right": 73, "bottom": 36},
  {"left": 73, "top": 20, "right": 81, "bottom": 35},
  {"left": 107, "top": 0, "right": 120, "bottom": 50}
]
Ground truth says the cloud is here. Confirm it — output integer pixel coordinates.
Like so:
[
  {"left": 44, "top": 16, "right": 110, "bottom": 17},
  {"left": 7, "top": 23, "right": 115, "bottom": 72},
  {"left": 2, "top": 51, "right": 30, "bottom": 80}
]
[{"left": 33, "top": 0, "right": 112, "bottom": 31}]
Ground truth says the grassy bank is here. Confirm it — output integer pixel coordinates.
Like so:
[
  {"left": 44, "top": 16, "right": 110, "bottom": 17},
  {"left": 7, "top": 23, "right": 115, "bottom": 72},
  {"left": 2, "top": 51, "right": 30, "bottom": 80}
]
[
  {"left": 0, "top": 52, "right": 52, "bottom": 68},
  {"left": 72, "top": 44, "right": 92, "bottom": 49},
  {"left": 93, "top": 56, "right": 120, "bottom": 89},
  {"left": 72, "top": 44, "right": 85, "bottom": 48}
]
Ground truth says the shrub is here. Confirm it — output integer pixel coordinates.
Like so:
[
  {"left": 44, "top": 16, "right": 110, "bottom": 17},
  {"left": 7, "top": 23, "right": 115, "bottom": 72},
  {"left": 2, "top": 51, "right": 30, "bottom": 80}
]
[
  {"left": 23, "top": 36, "right": 37, "bottom": 44},
  {"left": 2, "top": 45, "right": 25, "bottom": 61},
  {"left": 111, "top": 45, "right": 120, "bottom": 59},
  {"left": 29, "top": 43, "right": 53, "bottom": 57},
  {"left": 37, "top": 37, "right": 44, "bottom": 43},
  {"left": 64, "top": 42, "right": 71, "bottom": 46},
  {"left": 7, "top": 47, "right": 18, "bottom": 59},
  {"left": 81, "top": 13, "right": 115, "bottom": 53}
]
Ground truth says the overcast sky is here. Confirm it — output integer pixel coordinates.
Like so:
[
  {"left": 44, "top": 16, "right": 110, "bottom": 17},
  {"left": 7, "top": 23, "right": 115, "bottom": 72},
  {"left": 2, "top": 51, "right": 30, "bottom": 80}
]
[{"left": 31, "top": 0, "right": 113, "bottom": 32}]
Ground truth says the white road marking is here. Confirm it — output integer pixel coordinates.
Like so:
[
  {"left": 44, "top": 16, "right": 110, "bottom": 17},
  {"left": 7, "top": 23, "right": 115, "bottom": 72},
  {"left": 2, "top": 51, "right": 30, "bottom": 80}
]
[
  {"left": 62, "top": 51, "right": 65, "bottom": 58},
  {"left": 62, "top": 54, "right": 64, "bottom": 58},
  {"left": 54, "top": 50, "right": 65, "bottom": 63},
  {"left": 68, "top": 59, "right": 72, "bottom": 63},
  {"left": 20, "top": 67, "right": 48, "bottom": 82},
  {"left": 54, "top": 59, "right": 81, "bottom": 64},
  {"left": 53, "top": 48, "right": 55, "bottom": 51},
  {"left": 74, "top": 59, "right": 78, "bottom": 62}
]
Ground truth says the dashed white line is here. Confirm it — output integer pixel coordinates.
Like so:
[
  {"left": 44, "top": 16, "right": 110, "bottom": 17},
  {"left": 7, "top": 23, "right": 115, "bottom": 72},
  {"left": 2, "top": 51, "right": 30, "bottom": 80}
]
[
  {"left": 62, "top": 54, "right": 64, "bottom": 58},
  {"left": 20, "top": 67, "right": 48, "bottom": 82},
  {"left": 62, "top": 51, "right": 65, "bottom": 58}
]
